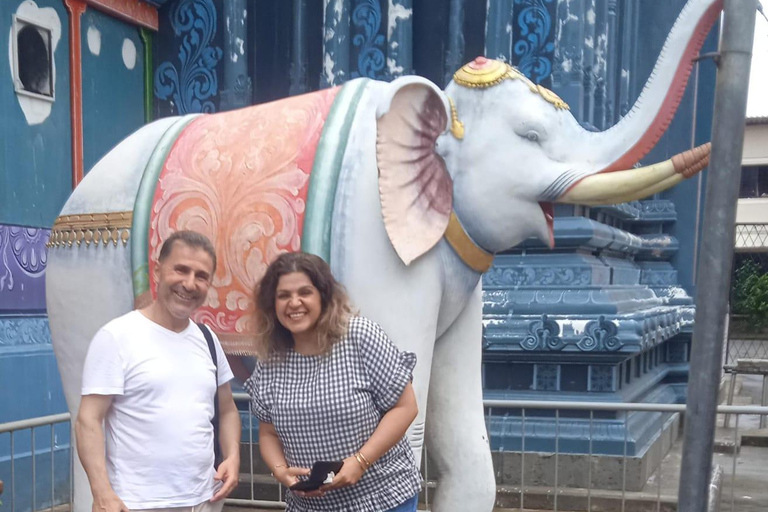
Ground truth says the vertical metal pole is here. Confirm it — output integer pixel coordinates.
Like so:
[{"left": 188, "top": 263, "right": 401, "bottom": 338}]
[
  {"left": 424, "top": 445, "right": 429, "bottom": 509},
  {"left": 11, "top": 431, "right": 16, "bottom": 512},
  {"left": 554, "top": 409, "right": 560, "bottom": 512},
  {"left": 521, "top": 408, "right": 526, "bottom": 510},
  {"left": 248, "top": 411, "right": 254, "bottom": 501},
  {"left": 32, "top": 428, "right": 37, "bottom": 512},
  {"left": 622, "top": 414, "right": 628, "bottom": 512},
  {"left": 588, "top": 410, "right": 594, "bottom": 511},
  {"left": 677, "top": 2, "right": 757, "bottom": 511},
  {"left": 730, "top": 413, "right": 740, "bottom": 511},
  {"left": 51, "top": 425, "right": 55, "bottom": 512}
]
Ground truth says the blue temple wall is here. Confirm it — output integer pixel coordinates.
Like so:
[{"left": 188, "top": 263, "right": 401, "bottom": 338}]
[
  {"left": 81, "top": 8, "right": 146, "bottom": 173},
  {"left": 1, "top": 2, "right": 719, "bottom": 508},
  {"left": 0, "top": 0, "right": 71, "bottom": 228},
  {"left": 480, "top": 0, "right": 718, "bottom": 454},
  {"left": 1, "top": 2, "right": 148, "bottom": 511},
  {"left": 147, "top": 0, "right": 717, "bottom": 455}
]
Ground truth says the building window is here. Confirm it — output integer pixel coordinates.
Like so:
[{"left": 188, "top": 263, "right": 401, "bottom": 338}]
[
  {"left": 740, "top": 166, "right": 768, "bottom": 198},
  {"left": 12, "top": 14, "right": 54, "bottom": 101}
]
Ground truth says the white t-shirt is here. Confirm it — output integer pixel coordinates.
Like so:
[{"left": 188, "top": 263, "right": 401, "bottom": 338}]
[{"left": 81, "top": 310, "right": 234, "bottom": 509}]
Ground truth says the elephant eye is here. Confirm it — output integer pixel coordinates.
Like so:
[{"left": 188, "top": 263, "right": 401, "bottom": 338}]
[{"left": 525, "top": 131, "right": 540, "bottom": 143}]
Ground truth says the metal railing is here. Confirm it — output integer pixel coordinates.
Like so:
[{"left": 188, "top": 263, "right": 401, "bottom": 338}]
[
  {"left": 0, "top": 413, "right": 72, "bottom": 512},
  {"left": 230, "top": 393, "right": 768, "bottom": 512},
  {"left": 3, "top": 398, "right": 766, "bottom": 512}
]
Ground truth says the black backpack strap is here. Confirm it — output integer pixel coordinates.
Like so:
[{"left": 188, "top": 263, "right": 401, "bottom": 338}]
[{"left": 197, "top": 323, "right": 222, "bottom": 470}]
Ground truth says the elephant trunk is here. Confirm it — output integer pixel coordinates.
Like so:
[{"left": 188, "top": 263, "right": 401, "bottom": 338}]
[{"left": 586, "top": 0, "right": 722, "bottom": 172}]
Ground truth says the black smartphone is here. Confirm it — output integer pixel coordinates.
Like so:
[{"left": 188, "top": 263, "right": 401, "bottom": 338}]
[{"left": 289, "top": 460, "right": 345, "bottom": 491}]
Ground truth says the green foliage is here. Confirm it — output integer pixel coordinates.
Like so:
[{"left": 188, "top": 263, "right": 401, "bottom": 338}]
[{"left": 733, "top": 260, "right": 768, "bottom": 330}]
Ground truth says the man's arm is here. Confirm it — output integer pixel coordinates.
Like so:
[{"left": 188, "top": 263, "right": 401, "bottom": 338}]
[
  {"left": 76, "top": 395, "right": 128, "bottom": 512},
  {"left": 211, "top": 382, "right": 241, "bottom": 502}
]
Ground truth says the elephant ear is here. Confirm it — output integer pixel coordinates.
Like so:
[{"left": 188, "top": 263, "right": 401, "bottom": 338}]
[{"left": 376, "top": 78, "right": 453, "bottom": 266}]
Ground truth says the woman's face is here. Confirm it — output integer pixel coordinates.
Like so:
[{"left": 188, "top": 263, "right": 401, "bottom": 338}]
[{"left": 274, "top": 271, "right": 323, "bottom": 340}]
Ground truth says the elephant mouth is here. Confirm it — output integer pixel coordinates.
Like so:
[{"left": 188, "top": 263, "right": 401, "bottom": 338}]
[{"left": 539, "top": 202, "right": 555, "bottom": 248}]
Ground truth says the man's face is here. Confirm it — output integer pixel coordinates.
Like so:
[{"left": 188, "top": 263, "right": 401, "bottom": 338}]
[{"left": 154, "top": 242, "right": 214, "bottom": 322}]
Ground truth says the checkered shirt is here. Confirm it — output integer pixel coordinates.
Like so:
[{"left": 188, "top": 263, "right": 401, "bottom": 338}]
[{"left": 244, "top": 316, "right": 421, "bottom": 511}]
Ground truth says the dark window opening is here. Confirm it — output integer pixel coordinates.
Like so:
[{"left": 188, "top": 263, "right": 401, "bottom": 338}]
[
  {"left": 14, "top": 19, "right": 53, "bottom": 98},
  {"left": 740, "top": 166, "right": 768, "bottom": 198}
]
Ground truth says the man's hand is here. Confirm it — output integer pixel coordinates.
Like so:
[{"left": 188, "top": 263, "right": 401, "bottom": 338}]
[
  {"left": 92, "top": 491, "right": 129, "bottom": 512},
  {"left": 319, "top": 455, "right": 365, "bottom": 492},
  {"left": 211, "top": 457, "right": 239, "bottom": 502}
]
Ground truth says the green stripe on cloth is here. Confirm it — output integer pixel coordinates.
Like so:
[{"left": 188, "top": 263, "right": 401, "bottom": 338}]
[
  {"left": 301, "top": 79, "right": 370, "bottom": 262},
  {"left": 131, "top": 115, "right": 201, "bottom": 299}
]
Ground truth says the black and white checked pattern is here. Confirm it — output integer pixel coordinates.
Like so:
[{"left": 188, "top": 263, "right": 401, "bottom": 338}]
[{"left": 244, "top": 316, "right": 421, "bottom": 511}]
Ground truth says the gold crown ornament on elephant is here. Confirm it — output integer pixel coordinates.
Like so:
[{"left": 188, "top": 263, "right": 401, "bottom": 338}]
[{"left": 47, "top": 0, "right": 720, "bottom": 510}]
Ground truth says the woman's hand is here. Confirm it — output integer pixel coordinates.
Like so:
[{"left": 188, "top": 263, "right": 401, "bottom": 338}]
[
  {"left": 273, "top": 466, "right": 309, "bottom": 488},
  {"left": 273, "top": 467, "right": 326, "bottom": 498},
  {"left": 320, "top": 455, "right": 366, "bottom": 492}
]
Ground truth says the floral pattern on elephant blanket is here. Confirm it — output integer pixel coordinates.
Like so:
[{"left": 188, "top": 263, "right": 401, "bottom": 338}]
[{"left": 149, "top": 87, "right": 339, "bottom": 353}]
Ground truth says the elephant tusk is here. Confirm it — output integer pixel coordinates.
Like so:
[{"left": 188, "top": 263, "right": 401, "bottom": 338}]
[
  {"left": 558, "top": 142, "right": 710, "bottom": 206},
  {"left": 575, "top": 174, "right": 684, "bottom": 206}
]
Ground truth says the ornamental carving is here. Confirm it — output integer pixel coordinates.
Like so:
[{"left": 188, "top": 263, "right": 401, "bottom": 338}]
[
  {"left": 521, "top": 315, "right": 565, "bottom": 351},
  {"left": 577, "top": 315, "right": 623, "bottom": 352},
  {"left": 47, "top": 212, "right": 132, "bottom": 248},
  {"left": 0, "top": 225, "right": 48, "bottom": 294},
  {"left": 484, "top": 266, "right": 590, "bottom": 287},
  {"left": 154, "top": 0, "right": 223, "bottom": 114},
  {"left": 351, "top": 0, "right": 386, "bottom": 79},
  {"left": 0, "top": 317, "right": 51, "bottom": 346},
  {"left": 513, "top": 0, "right": 555, "bottom": 84}
]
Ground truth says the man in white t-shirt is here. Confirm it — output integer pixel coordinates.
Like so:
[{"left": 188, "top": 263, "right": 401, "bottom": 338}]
[{"left": 76, "top": 231, "right": 241, "bottom": 512}]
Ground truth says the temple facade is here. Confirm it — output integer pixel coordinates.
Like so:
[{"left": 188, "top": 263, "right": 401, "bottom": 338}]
[{"left": 0, "top": 0, "right": 718, "bottom": 510}]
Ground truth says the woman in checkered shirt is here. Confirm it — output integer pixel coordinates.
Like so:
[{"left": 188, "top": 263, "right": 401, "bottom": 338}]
[{"left": 244, "top": 252, "right": 422, "bottom": 511}]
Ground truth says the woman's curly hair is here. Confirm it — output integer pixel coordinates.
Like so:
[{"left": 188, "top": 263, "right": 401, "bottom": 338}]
[{"left": 252, "top": 252, "right": 353, "bottom": 359}]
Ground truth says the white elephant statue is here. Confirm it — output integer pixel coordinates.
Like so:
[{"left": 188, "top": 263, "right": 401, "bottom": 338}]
[{"left": 47, "top": 0, "right": 720, "bottom": 509}]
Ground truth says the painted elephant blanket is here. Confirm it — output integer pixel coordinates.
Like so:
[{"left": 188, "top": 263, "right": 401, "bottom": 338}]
[{"left": 131, "top": 82, "right": 368, "bottom": 354}]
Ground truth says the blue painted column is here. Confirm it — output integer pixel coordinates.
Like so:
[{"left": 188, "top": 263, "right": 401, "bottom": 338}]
[
  {"left": 617, "top": 0, "right": 639, "bottom": 117},
  {"left": 581, "top": 0, "right": 596, "bottom": 127},
  {"left": 322, "top": 0, "right": 351, "bottom": 86},
  {"left": 592, "top": 0, "right": 609, "bottom": 130},
  {"left": 290, "top": 0, "right": 309, "bottom": 95},
  {"left": 485, "top": 0, "right": 513, "bottom": 62},
  {"left": 553, "top": 0, "right": 587, "bottom": 118},
  {"left": 604, "top": 0, "right": 619, "bottom": 125},
  {"left": 222, "top": 0, "right": 250, "bottom": 110},
  {"left": 387, "top": 0, "right": 413, "bottom": 79},
  {"left": 444, "top": 0, "right": 464, "bottom": 84}
]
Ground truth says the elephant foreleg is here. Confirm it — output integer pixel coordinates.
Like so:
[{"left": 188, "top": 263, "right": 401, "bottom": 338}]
[{"left": 425, "top": 282, "right": 495, "bottom": 511}]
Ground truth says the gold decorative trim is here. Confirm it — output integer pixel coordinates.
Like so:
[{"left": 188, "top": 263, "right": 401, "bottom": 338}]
[
  {"left": 444, "top": 211, "right": 494, "bottom": 273},
  {"left": 453, "top": 58, "right": 570, "bottom": 111},
  {"left": 448, "top": 97, "right": 465, "bottom": 140},
  {"left": 453, "top": 58, "right": 510, "bottom": 88},
  {"left": 47, "top": 211, "right": 133, "bottom": 248},
  {"left": 535, "top": 84, "right": 570, "bottom": 110}
]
